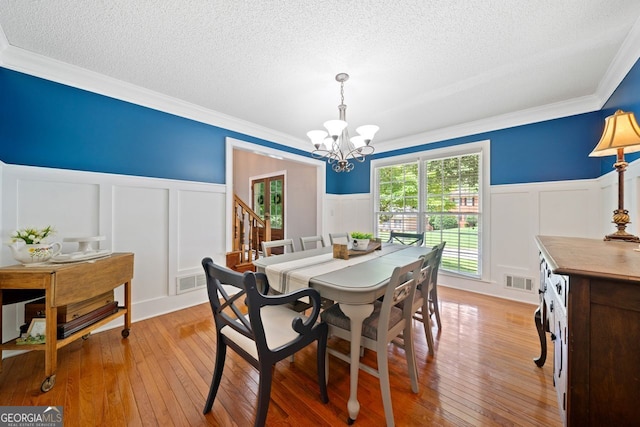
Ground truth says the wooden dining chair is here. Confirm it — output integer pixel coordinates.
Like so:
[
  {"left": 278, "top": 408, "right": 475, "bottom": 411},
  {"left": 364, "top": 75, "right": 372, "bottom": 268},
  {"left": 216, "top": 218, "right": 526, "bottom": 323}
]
[
  {"left": 261, "top": 238, "right": 295, "bottom": 257},
  {"left": 387, "top": 231, "right": 424, "bottom": 246},
  {"left": 201, "top": 258, "right": 329, "bottom": 427},
  {"left": 300, "top": 235, "right": 326, "bottom": 250},
  {"left": 328, "top": 232, "right": 350, "bottom": 245},
  {"left": 321, "top": 258, "right": 423, "bottom": 426}
]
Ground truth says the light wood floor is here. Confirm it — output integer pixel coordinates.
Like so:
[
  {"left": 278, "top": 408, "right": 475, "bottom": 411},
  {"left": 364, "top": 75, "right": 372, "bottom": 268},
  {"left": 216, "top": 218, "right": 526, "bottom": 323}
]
[{"left": 0, "top": 287, "right": 561, "bottom": 426}]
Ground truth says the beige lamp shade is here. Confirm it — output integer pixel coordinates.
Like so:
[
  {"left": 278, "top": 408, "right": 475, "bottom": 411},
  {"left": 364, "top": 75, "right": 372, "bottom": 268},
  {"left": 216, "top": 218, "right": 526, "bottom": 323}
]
[{"left": 589, "top": 110, "right": 640, "bottom": 157}]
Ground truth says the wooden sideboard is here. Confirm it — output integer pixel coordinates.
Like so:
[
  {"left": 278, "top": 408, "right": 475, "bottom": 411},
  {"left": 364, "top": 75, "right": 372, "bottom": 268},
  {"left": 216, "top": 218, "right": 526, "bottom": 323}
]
[
  {"left": 0, "top": 253, "right": 134, "bottom": 392},
  {"left": 534, "top": 236, "right": 640, "bottom": 426}
]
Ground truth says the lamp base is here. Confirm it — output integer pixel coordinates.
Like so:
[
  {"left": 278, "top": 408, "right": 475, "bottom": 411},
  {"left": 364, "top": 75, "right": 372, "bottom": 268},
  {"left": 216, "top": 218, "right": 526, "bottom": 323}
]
[
  {"left": 603, "top": 230, "right": 640, "bottom": 243},
  {"left": 604, "top": 208, "right": 640, "bottom": 242}
]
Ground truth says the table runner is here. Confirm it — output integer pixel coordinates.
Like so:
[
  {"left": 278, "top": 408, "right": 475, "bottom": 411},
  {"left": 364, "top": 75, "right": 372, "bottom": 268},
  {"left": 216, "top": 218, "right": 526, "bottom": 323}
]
[{"left": 265, "top": 244, "right": 407, "bottom": 293}]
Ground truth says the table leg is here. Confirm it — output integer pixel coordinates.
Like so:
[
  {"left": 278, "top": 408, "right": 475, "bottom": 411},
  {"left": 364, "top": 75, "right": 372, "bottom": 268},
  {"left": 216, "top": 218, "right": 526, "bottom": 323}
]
[
  {"left": 43, "top": 287, "right": 58, "bottom": 391},
  {"left": 122, "top": 280, "right": 132, "bottom": 338},
  {"left": 338, "top": 303, "right": 374, "bottom": 424}
]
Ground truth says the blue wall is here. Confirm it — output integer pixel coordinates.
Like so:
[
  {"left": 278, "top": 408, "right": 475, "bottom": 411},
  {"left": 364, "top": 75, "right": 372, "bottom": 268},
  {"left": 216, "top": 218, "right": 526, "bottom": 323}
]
[
  {"left": 0, "top": 67, "right": 310, "bottom": 183},
  {"left": 330, "top": 112, "right": 602, "bottom": 194},
  {"left": 2, "top": 57, "right": 640, "bottom": 193}
]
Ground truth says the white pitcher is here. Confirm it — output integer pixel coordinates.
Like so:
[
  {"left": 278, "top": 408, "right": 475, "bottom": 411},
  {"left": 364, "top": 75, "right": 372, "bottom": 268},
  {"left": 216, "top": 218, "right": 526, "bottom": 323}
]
[{"left": 9, "top": 241, "right": 62, "bottom": 265}]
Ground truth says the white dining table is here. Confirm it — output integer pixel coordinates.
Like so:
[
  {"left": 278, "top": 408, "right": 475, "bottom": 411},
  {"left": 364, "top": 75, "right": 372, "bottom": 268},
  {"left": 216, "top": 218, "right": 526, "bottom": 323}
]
[{"left": 253, "top": 243, "right": 432, "bottom": 423}]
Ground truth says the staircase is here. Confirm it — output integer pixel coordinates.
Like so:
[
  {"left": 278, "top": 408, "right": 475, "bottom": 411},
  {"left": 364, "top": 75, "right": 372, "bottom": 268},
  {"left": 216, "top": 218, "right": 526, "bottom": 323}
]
[{"left": 226, "top": 194, "right": 271, "bottom": 272}]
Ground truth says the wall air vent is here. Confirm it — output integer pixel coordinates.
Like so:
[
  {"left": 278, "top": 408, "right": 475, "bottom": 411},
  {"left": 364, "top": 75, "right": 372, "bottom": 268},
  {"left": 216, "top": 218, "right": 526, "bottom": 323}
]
[
  {"left": 177, "top": 273, "right": 206, "bottom": 294},
  {"left": 505, "top": 274, "right": 534, "bottom": 292}
]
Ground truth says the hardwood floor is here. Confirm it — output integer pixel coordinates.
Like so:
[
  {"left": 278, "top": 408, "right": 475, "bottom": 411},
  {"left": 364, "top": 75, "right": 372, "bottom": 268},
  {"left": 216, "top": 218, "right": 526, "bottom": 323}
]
[{"left": 0, "top": 287, "right": 561, "bottom": 426}]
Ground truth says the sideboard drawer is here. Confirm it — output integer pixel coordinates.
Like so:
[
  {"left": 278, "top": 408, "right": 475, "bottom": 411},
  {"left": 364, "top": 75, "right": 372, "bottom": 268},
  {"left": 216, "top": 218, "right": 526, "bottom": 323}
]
[{"left": 544, "top": 261, "right": 568, "bottom": 313}]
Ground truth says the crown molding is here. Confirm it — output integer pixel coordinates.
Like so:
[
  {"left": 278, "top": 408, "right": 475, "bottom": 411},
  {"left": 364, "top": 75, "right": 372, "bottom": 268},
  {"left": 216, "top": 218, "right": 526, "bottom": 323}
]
[
  {"left": 596, "top": 15, "right": 640, "bottom": 106},
  {"left": 0, "top": 44, "right": 311, "bottom": 152},
  {"left": 375, "top": 94, "right": 601, "bottom": 154}
]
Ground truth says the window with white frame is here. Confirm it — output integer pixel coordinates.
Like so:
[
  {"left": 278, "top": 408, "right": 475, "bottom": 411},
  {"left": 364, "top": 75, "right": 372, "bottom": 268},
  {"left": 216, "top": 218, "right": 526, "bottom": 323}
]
[{"left": 374, "top": 146, "right": 484, "bottom": 277}]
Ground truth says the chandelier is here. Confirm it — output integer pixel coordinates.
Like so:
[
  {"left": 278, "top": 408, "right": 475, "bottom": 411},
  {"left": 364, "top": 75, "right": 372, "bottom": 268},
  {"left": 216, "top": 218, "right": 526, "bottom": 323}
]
[{"left": 307, "top": 73, "right": 379, "bottom": 172}]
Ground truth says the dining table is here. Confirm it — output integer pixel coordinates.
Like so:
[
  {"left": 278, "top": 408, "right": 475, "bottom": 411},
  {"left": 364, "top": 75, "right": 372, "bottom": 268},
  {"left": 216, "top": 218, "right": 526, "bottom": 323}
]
[{"left": 253, "top": 242, "right": 432, "bottom": 423}]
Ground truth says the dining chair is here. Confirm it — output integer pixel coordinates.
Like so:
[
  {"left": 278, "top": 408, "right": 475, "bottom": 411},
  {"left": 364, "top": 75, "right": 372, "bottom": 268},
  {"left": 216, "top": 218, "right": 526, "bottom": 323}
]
[
  {"left": 321, "top": 258, "right": 423, "bottom": 427},
  {"left": 387, "top": 231, "right": 424, "bottom": 246},
  {"left": 328, "top": 232, "right": 351, "bottom": 245},
  {"left": 428, "top": 241, "right": 446, "bottom": 329},
  {"left": 300, "top": 235, "right": 326, "bottom": 250},
  {"left": 201, "top": 258, "right": 329, "bottom": 427},
  {"left": 396, "top": 251, "right": 438, "bottom": 356},
  {"left": 264, "top": 238, "right": 312, "bottom": 313},
  {"left": 261, "top": 238, "right": 295, "bottom": 257}
]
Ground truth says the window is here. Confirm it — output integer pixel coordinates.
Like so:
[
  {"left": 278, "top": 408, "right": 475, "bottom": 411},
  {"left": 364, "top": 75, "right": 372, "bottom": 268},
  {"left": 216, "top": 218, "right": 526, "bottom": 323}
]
[
  {"left": 374, "top": 144, "right": 485, "bottom": 278},
  {"left": 376, "top": 162, "right": 419, "bottom": 238},
  {"left": 425, "top": 154, "right": 480, "bottom": 275}
]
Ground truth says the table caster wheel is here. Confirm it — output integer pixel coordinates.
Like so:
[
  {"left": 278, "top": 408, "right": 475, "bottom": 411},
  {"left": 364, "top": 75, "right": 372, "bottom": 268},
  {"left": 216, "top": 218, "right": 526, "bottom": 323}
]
[
  {"left": 122, "top": 328, "right": 130, "bottom": 338},
  {"left": 41, "top": 375, "right": 56, "bottom": 393}
]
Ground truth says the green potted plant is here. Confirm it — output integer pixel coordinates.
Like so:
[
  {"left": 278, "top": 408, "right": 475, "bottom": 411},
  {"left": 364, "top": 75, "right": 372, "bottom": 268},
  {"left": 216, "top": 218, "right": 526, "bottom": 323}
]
[{"left": 350, "top": 231, "right": 373, "bottom": 251}]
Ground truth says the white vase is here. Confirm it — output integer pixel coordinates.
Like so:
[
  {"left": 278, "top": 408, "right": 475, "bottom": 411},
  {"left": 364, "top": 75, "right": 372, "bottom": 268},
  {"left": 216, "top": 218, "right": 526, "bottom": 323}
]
[
  {"left": 352, "top": 238, "right": 370, "bottom": 251},
  {"left": 8, "top": 241, "right": 62, "bottom": 265}
]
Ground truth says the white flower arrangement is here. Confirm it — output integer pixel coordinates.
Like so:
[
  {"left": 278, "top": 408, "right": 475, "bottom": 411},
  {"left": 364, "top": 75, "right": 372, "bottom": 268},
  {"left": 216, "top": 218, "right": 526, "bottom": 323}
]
[{"left": 10, "top": 226, "right": 56, "bottom": 245}]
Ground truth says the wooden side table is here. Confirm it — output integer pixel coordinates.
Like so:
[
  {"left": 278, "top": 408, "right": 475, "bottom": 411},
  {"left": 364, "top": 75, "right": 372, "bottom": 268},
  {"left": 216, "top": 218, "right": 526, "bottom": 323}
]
[{"left": 0, "top": 252, "right": 134, "bottom": 392}]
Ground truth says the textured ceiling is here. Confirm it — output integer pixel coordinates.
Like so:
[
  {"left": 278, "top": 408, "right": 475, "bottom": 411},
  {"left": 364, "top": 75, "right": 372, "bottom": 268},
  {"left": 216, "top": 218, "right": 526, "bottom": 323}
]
[{"left": 1, "top": 1, "right": 640, "bottom": 150}]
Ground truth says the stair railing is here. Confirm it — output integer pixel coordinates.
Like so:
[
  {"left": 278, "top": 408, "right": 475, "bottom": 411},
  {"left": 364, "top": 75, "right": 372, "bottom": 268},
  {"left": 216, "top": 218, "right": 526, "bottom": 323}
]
[{"left": 232, "top": 194, "right": 271, "bottom": 264}]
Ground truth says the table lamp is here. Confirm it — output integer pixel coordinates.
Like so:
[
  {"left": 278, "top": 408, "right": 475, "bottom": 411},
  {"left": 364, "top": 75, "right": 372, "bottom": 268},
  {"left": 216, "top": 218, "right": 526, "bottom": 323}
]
[{"left": 589, "top": 109, "right": 640, "bottom": 242}]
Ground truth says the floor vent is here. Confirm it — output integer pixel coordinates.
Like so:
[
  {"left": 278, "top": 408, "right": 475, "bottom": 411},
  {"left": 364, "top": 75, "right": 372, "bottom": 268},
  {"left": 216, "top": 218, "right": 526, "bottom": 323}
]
[
  {"left": 505, "top": 274, "right": 534, "bottom": 292},
  {"left": 177, "top": 273, "right": 206, "bottom": 294}
]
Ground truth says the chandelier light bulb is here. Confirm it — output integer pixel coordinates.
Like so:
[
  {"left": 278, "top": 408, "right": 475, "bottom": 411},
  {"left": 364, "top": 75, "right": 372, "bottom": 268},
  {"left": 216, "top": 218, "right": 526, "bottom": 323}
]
[
  {"left": 324, "top": 120, "right": 348, "bottom": 139},
  {"left": 307, "top": 130, "right": 328, "bottom": 149},
  {"left": 356, "top": 125, "right": 379, "bottom": 143}
]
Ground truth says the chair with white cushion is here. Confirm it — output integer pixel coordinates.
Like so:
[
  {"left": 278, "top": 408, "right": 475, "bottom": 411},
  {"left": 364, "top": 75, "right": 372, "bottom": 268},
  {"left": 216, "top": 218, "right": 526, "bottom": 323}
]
[
  {"left": 321, "top": 258, "right": 423, "bottom": 426},
  {"left": 300, "top": 235, "right": 326, "bottom": 250},
  {"left": 201, "top": 258, "right": 328, "bottom": 427}
]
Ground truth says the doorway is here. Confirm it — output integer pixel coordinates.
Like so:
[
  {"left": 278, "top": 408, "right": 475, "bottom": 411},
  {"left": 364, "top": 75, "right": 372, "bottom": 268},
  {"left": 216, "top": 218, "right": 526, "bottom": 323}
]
[
  {"left": 226, "top": 137, "right": 325, "bottom": 255},
  {"left": 251, "top": 174, "right": 285, "bottom": 248}
]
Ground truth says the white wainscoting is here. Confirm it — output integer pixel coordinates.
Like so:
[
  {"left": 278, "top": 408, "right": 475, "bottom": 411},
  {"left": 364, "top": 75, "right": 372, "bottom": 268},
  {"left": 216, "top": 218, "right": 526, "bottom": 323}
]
[
  {"left": 489, "top": 179, "right": 601, "bottom": 303},
  {"left": 1, "top": 162, "right": 226, "bottom": 348},
  {"left": 323, "top": 193, "right": 374, "bottom": 237},
  {"left": 2, "top": 158, "right": 639, "bottom": 353}
]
